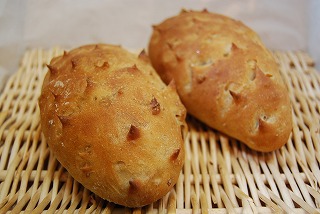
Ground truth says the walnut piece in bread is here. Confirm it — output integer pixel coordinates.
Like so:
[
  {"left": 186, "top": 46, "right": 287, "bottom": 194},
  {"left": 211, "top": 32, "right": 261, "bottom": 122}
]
[
  {"left": 39, "top": 44, "right": 186, "bottom": 207},
  {"left": 148, "top": 10, "right": 292, "bottom": 152}
]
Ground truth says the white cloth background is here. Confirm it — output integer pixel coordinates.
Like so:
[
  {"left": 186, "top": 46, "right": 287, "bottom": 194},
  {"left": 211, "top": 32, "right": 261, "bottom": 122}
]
[{"left": 0, "top": 0, "right": 319, "bottom": 89}]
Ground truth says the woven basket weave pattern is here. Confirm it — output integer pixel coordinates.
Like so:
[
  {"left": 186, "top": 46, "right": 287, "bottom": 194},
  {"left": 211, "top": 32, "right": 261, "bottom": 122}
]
[{"left": 0, "top": 48, "right": 319, "bottom": 213}]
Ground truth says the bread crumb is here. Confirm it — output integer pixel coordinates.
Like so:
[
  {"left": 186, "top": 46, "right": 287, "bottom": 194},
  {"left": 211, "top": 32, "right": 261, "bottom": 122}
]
[
  {"left": 150, "top": 97, "right": 161, "bottom": 115},
  {"left": 170, "top": 148, "right": 180, "bottom": 161},
  {"left": 153, "top": 178, "right": 161, "bottom": 186},
  {"left": 127, "top": 125, "right": 140, "bottom": 141},
  {"left": 48, "top": 119, "right": 54, "bottom": 125},
  {"left": 129, "top": 179, "right": 140, "bottom": 193},
  {"left": 54, "top": 81, "right": 64, "bottom": 88}
]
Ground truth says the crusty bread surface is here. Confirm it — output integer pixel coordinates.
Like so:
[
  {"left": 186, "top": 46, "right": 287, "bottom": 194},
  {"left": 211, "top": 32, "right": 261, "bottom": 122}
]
[
  {"left": 148, "top": 10, "right": 292, "bottom": 152},
  {"left": 39, "top": 44, "right": 186, "bottom": 207}
]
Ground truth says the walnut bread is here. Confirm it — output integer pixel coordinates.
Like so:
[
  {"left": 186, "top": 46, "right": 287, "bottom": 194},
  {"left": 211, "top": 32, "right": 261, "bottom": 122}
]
[
  {"left": 148, "top": 10, "right": 292, "bottom": 152},
  {"left": 39, "top": 44, "right": 186, "bottom": 207}
]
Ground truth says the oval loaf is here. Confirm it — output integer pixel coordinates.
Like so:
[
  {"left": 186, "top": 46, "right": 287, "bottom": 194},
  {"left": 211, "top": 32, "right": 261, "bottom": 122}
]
[
  {"left": 148, "top": 10, "right": 292, "bottom": 152},
  {"left": 39, "top": 44, "right": 186, "bottom": 207}
]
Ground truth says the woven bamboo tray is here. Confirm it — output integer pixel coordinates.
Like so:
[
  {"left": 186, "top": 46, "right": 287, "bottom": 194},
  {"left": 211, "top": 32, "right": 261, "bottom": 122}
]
[{"left": 0, "top": 47, "right": 319, "bottom": 214}]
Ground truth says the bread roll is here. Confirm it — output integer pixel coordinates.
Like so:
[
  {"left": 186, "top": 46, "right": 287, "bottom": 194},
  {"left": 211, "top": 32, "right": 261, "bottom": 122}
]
[
  {"left": 39, "top": 44, "right": 186, "bottom": 207},
  {"left": 148, "top": 10, "right": 292, "bottom": 152}
]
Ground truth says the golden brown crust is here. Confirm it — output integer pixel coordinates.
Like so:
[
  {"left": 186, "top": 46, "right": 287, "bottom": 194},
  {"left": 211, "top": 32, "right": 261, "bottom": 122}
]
[
  {"left": 148, "top": 10, "right": 292, "bottom": 152},
  {"left": 39, "top": 44, "right": 186, "bottom": 207}
]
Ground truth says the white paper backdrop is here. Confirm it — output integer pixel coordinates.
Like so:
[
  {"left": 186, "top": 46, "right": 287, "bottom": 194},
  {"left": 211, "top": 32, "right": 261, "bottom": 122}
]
[{"left": 0, "top": 0, "right": 319, "bottom": 88}]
